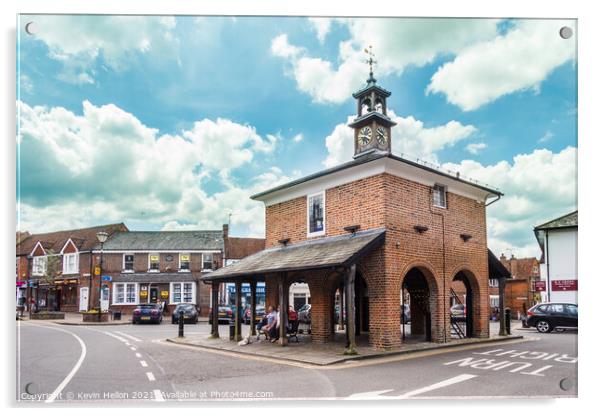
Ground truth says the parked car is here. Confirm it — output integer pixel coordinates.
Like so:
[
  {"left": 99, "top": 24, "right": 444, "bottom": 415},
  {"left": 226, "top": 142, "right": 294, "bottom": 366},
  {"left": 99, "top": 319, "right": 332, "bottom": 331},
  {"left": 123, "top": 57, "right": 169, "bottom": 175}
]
[
  {"left": 243, "top": 305, "right": 266, "bottom": 324},
  {"left": 132, "top": 304, "right": 163, "bottom": 324},
  {"left": 526, "top": 303, "right": 578, "bottom": 333},
  {"left": 297, "top": 304, "right": 311, "bottom": 323},
  {"left": 450, "top": 303, "right": 466, "bottom": 318},
  {"left": 208, "top": 305, "right": 233, "bottom": 325},
  {"left": 400, "top": 304, "right": 411, "bottom": 324},
  {"left": 171, "top": 303, "right": 199, "bottom": 324}
]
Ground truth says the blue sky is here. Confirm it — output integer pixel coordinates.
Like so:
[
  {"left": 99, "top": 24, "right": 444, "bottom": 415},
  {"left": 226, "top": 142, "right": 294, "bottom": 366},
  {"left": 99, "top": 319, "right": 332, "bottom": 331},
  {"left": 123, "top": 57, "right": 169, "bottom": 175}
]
[{"left": 17, "top": 16, "right": 577, "bottom": 257}]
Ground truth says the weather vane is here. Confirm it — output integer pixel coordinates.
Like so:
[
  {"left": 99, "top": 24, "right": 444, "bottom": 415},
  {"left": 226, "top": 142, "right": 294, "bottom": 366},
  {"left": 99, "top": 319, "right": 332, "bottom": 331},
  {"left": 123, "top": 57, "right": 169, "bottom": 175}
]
[{"left": 364, "top": 45, "right": 377, "bottom": 82}]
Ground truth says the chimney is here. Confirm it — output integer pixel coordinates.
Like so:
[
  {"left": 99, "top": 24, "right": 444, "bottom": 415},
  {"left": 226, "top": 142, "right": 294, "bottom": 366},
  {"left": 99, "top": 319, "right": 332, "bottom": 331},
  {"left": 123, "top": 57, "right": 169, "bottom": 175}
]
[{"left": 222, "top": 223, "right": 229, "bottom": 239}]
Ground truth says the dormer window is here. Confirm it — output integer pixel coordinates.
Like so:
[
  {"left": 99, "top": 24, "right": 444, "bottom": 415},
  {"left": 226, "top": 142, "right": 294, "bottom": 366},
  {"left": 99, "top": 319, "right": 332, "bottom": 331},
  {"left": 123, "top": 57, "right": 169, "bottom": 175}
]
[
  {"left": 307, "top": 191, "right": 325, "bottom": 237},
  {"left": 432, "top": 184, "right": 447, "bottom": 208},
  {"left": 63, "top": 253, "right": 79, "bottom": 274}
]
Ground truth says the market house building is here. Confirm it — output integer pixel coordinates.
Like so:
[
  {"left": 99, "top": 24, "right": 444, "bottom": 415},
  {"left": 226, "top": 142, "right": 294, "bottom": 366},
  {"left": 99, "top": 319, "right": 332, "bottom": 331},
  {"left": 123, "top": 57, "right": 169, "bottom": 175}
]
[
  {"left": 534, "top": 211, "right": 578, "bottom": 304},
  {"left": 203, "top": 69, "right": 505, "bottom": 352},
  {"left": 15, "top": 223, "right": 127, "bottom": 312},
  {"left": 92, "top": 231, "right": 223, "bottom": 316}
]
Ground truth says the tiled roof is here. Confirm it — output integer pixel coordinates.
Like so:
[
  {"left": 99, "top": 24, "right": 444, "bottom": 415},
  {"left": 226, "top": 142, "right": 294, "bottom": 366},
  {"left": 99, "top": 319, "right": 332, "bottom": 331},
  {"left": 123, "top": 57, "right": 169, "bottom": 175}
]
[
  {"left": 99, "top": 231, "right": 223, "bottom": 251},
  {"left": 16, "top": 223, "right": 127, "bottom": 256},
  {"left": 203, "top": 228, "right": 386, "bottom": 281},
  {"left": 534, "top": 210, "right": 578, "bottom": 230}
]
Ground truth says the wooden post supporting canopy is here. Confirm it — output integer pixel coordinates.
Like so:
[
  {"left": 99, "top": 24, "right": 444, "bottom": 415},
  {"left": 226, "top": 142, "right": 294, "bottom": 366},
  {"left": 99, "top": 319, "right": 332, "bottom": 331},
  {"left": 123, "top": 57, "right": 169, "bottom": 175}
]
[
  {"left": 250, "top": 280, "right": 257, "bottom": 336},
  {"left": 234, "top": 281, "right": 242, "bottom": 342},
  {"left": 278, "top": 273, "right": 288, "bottom": 346},
  {"left": 338, "top": 284, "right": 345, "bottom": 330},
  {"left": 344, "top": 264, "right": 357, "bottom": 355},
  {"left": 210, "top": 281, "right": 220, "bottom": 338}
]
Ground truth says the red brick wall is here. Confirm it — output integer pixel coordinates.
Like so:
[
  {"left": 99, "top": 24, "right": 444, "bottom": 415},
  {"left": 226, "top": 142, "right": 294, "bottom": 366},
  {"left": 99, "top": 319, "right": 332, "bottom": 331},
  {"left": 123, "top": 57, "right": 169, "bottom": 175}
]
[{"left": 263, "top": 171, "right": 490, "bottom": 349}]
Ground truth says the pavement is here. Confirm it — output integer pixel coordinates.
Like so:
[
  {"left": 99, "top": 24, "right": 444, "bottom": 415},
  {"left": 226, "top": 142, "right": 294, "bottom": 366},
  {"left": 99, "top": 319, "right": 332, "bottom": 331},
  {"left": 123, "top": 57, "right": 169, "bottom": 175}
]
[
  {"left": 16, "top": 319, "right": 577, "bottom": 403},
  {"left": 17, "top": 311, "right": 209, "bottom": 326}
]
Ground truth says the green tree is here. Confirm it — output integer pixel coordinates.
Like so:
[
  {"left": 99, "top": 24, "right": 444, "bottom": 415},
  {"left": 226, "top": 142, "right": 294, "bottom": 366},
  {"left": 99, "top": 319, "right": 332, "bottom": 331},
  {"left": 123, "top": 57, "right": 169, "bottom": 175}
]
[{"left": 40, "top": 249, "right": 62, "bottom": 285}]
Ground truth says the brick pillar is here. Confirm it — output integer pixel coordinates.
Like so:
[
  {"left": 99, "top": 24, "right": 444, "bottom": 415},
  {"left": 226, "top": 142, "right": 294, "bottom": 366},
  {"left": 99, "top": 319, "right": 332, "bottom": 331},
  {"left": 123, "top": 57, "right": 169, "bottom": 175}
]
[
  {"left": 265, "top": 275, "right": 278, "bottom": 309},
  {"left": 307, "top": 275, "right": 333, "bottom": 344}
]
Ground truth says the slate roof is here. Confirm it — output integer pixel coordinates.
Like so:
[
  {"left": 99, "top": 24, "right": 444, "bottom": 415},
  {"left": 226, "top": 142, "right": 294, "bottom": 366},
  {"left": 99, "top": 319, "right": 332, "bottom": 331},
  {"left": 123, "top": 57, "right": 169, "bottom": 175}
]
[
  {"left": 16, "top": 223, "right": 127, "bottom": 256},
  {"left": 251, "top": 152, "right": 502, "bottom": 201},
  {"left": 203, "top": 228, "right": 386, "bottom": 281},
  {"left": 98, "top": 231, "right": 223, "bottom": 251},
  {"left": 534, "top": 210, "right": 578, "bottom": 230},
  {"left": 112, "top": 273, "right": 200, "bottom": 283}
]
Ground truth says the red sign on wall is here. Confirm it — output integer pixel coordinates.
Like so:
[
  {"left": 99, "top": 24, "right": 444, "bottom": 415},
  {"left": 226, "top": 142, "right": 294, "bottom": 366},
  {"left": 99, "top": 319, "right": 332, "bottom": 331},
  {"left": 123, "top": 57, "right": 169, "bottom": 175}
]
[
  {"left": 551, "top": 280, "right": 578, "bottom": 291},
  {"left": 534, "top": 281, "right": 547, "bottom": 292}
]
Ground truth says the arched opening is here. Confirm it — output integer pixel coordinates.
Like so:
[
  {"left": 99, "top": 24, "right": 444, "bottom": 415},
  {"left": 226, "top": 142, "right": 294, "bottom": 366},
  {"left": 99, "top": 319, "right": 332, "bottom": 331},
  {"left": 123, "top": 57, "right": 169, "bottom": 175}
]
[
  {"left": 289, "top": 279, "right": 311, "bottom": 337},
  {"left": 401, "top": 267, "right": 434, "bottom": 342},
  {"left": 451, "top": 270, "right": 478, "bottom": 338},
  {"left": 330, "top": 272, "right": 369, "bottom": 340},
  {"left": 374, "top": 98, "right": 383, "bottom": 113},
  {"left": 361, "top": 98, "right": 372, "bottom": 115}
]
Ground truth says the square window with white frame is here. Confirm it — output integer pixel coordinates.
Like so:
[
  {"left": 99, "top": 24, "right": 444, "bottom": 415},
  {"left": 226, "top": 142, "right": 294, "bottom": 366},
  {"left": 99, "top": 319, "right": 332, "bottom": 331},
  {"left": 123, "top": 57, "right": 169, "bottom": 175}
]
[
  {"left": 32, "top": 256, "right": 47, "bottom": 276},
  {"left": 170, "top": 282, "right": 195, "bottom": 304},
  {"left": 113, "top": 283, "right": 138, "bottom": 304},
  {"left": 149, "top": 253, "right": 160, "bottom": 271},
  {"left": 432, "top": 184, "right": 447, "bottom": 208},
  {"left": 307, "top": 191, "right": 325, "bottom": 236},
  {"left": 202, "top": 253, "right": 213, "bottom": 271},
  {"left": 179, "top": 253, "right": 190, "bottom": 271},
  {"left": 62, "top": 253, "right": 79, "bottom": 274}
]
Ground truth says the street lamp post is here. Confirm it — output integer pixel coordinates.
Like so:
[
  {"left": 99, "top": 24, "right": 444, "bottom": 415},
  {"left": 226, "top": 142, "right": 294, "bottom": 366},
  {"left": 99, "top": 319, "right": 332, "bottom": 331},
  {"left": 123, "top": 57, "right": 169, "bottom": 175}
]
[{"left": 96, "top": 231, "right": 109, "bottom": 322}]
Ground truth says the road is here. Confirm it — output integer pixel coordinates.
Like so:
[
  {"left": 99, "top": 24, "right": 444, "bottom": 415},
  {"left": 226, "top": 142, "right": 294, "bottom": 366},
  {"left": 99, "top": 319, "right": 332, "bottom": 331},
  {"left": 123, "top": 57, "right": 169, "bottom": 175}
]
[{"left": 16, "top": 320, "right": 577, "bottom": 403}]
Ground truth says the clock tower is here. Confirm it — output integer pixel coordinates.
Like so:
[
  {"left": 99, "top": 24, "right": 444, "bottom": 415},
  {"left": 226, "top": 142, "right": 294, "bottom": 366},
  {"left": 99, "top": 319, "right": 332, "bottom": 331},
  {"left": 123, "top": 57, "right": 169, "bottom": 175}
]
[{"left": 349, "top": 47, "right": 396, "bottom": 158}]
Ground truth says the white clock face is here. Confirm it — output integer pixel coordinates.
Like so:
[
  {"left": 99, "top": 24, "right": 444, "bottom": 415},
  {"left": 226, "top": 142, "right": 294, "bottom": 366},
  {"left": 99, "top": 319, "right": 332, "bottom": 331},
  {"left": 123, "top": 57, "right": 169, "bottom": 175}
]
[
  {"left": 358, "top": 126, "right": 372, "bottom": 147},
  {"left": 376, "top": 126, "right": 388, "bottom": 146}
]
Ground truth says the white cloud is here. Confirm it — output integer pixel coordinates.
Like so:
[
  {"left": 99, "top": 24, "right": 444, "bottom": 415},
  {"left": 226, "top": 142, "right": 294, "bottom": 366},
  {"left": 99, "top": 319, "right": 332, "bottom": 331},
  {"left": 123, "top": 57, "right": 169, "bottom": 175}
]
[
  {"left": 323, "top": 110, "right": 477, "bottom": 167},
  {"left": 30, "top": 15, "right": 179, "bottom": 84},
  {"left": 538, "top": 130, "right": 554, "bottom": 143},
  {"left": 272, "top": 18, "right": 499, "bottom": 104},
  {"left": 466, "top": 142, "right": 487, "bottom": 154},
  {"left": 17, "top": 101, "right": 286, "bottom": 237},
  {"left": 292, "top": 133, "right": 303, "bottom": 143},
  {"left": 427, "top": 20, "right": 576, "bottom": 111},
  {"left": 441, "top": 146, "right": 577, "bottom": 257},
  {"left": 308, "top": 18, "right": 333, "bottom": 44}
]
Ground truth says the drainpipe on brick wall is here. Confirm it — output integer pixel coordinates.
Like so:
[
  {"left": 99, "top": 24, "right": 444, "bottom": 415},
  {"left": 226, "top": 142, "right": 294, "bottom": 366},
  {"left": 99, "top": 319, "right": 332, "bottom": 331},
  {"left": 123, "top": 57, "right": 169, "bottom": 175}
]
[
  {"left": 545, "top": 230, "right": 551, "bottom": 302},
  {"left": 88, "top": 252, "right": 93, "bottom": 312}
]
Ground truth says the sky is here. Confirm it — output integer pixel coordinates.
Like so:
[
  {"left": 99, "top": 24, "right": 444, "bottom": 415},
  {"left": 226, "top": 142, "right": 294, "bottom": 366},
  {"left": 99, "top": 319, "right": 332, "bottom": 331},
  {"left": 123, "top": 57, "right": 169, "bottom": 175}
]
[{"left": 16, "top": 15, "right": 577, "bottom": 258}]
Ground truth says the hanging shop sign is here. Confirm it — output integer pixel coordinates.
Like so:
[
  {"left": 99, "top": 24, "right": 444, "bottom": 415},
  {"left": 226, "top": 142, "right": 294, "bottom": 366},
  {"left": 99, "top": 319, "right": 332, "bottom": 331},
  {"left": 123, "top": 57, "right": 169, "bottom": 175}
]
[
  {"left": 533, "top": 281, "right": 547, "bottom": 292},
  {"left": 94, "top": 266, "right": 101, "bottom": 276}
]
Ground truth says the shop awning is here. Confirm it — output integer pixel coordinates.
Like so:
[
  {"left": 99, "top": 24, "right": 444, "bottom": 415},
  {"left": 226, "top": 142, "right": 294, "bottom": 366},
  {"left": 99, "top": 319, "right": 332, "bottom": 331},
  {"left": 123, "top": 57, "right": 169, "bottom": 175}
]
[
  {"left": 112, "top": 274, "right": 200, "bottom": 283},
  {"left": 202, "top": 228, "right": 386, "bottom": 282}
]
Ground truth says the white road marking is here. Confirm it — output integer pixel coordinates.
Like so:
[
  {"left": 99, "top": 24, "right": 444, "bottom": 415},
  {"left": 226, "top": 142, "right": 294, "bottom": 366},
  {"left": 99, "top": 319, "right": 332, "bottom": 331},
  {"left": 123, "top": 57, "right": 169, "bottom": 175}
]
[
  {"left": 135, "top": 353, "right": 142, "bottom": 358},
  {"left": 102, "top": 331, "right": 129, "bottom": 343},
  {"left": 398, "top": 374, "right": 478, "bottom": 398},
  {"left": 140, "top": 360, "right": 148, "bottom": 367},
  {"left": 41, "top": 325, "right": 87, "bottom": 403},
  {"left": 153, "top": 389, "right": 165, "bottom": 402},
  {"left": 146, "top": 372, "right": 156, "bottom": 381},
  {"left": 346, "top": 374, "right": 477, "bottom": 400},
  {"left": 115, "top": 331, "right": 142, "bottom": 342}
]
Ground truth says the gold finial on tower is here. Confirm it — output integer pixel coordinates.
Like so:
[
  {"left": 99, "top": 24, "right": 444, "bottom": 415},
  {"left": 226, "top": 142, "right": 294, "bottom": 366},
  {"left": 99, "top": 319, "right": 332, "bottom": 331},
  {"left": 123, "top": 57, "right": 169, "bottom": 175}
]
[{"left": 364, "top": 45, "right": 377, "bottom": 83}]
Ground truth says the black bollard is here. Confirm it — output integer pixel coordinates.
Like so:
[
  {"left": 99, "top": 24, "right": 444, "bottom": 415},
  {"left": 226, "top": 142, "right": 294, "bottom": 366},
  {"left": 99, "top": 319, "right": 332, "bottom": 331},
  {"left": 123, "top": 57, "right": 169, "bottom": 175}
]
[
  {"left": 505, "top": 308, "right": 511, "bottom": 335},
  {"left": 178, "top": 310, "right": 185, "bottom": 338}
]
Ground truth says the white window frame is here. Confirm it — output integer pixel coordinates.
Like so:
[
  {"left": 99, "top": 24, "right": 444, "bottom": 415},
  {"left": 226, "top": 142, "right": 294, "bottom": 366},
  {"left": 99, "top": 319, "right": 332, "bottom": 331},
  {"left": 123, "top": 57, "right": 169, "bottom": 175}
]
[
  {"left": 489, "top": 278, "right": 499, "bottom": 288},
  {"left": 432, "top": 184, "right": 447, "bottom": 208},
  {"left": 62, "top": 253, "right": 79, "bottom": 275},
  {"left": 202, "top": 253, "right": 214, "bottom": 272},
  {"left": 148, "top": 253, "right": 160, "bottom": 273},
  {"left": 170, "top": 282, "right": 196, "bottom": 305},
  {"left": 32, "top": 256, "right": 47, "bottom": 276},
  {"left": 179, "top": 252, "right": 191, "bottom": 272},
  {"left": 122, "top": 253, "right": 135, "bottom": 273},
  {"left": 112, "top": 282, "right": 139, "bottom": 305},
  {"left": 489, "top": 295, "right": 500, "bottom": 308},
  {"left": 307, "top": 190, "right": 326, "bottom": 237}
]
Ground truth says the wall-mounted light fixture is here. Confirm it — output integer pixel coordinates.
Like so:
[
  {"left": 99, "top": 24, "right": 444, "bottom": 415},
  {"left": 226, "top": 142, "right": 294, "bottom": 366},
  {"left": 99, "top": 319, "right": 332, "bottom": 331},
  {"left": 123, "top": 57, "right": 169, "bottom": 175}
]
[
  {"left": 413, "top": 225, "right": 428, "bottom": 234},
  {"left": 344, "top": 225, "right": 361, "bottom": 235},
  {"left": 460, "top": 233, "right": 472, "bottom": 242},
  {"left": 278, "top": 238, "right": 290, "bottom": 246}
]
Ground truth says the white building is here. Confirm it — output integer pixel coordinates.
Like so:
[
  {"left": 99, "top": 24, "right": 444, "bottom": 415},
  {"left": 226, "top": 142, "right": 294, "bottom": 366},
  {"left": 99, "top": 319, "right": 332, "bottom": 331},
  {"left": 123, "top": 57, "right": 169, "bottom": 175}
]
[{"left": 534, "top": 211, "right": 578, "bottom": 304}]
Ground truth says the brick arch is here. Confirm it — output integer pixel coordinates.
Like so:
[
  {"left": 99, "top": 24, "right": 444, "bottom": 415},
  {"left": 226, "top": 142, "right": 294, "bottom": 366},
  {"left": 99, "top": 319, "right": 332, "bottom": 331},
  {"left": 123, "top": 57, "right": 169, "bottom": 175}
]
[
  {"left": 397, "top": 261, "right": 440, "bottom": 295},
  {"left": 450, "top": 265, "right": 483, "bottom": 338}
]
